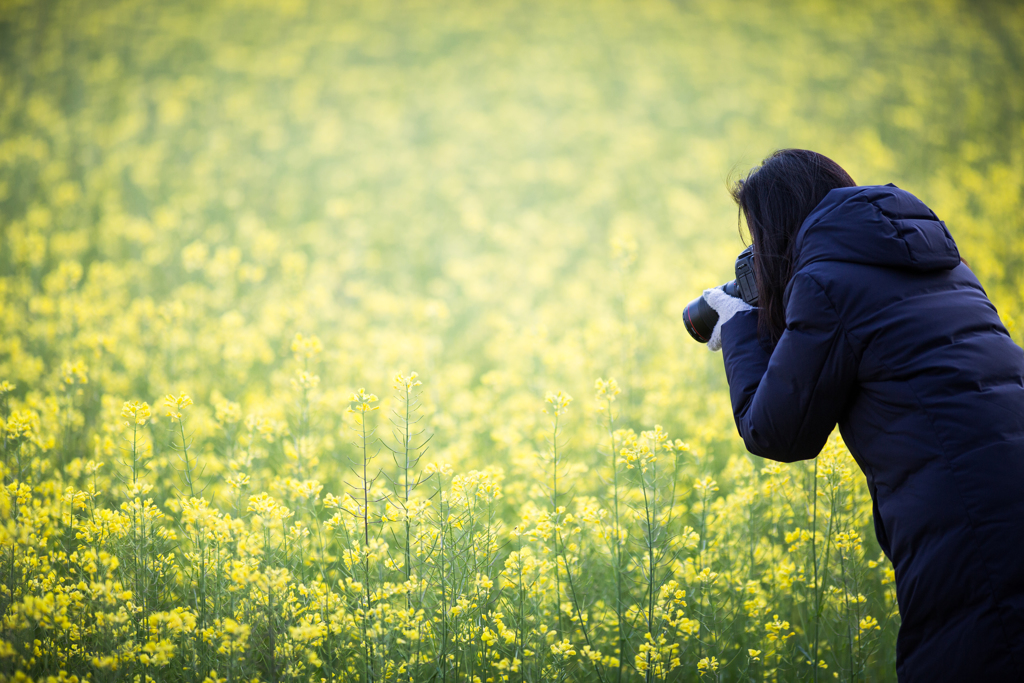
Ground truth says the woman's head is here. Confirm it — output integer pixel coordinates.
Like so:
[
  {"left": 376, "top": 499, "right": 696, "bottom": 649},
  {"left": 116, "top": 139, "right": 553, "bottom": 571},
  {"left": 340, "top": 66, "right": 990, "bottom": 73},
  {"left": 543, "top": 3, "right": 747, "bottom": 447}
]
[{"left": 731, "top": 149, "right": 856, "bottom": 343}]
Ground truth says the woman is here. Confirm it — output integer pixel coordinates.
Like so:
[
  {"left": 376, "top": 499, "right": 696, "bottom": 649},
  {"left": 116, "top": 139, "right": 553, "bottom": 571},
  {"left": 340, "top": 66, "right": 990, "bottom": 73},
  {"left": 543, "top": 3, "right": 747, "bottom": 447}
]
[{"left": 703, "top": 149, "right": 1024, "bottom": 681}]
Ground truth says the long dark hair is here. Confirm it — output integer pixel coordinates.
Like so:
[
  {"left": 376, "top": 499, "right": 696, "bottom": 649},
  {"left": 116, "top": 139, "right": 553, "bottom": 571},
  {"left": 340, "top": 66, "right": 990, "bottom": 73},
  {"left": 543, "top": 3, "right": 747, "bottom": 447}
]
[{"left": 731, "top": 149, "right": 856, "bottom": 344}]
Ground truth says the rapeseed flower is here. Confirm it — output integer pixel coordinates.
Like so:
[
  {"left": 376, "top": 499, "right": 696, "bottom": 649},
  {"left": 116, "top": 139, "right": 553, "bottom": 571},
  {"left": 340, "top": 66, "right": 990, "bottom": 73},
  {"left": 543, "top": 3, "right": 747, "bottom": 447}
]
[{"left": 0, "top": 0, "right": 965, "bottom": 679}]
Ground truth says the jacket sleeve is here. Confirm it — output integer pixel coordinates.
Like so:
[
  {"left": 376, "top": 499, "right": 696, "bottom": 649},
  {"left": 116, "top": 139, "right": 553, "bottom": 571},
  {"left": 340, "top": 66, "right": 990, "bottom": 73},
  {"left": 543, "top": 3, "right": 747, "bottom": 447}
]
[{"left": 720, "top": 272, "right": 859, "bottom": 462}]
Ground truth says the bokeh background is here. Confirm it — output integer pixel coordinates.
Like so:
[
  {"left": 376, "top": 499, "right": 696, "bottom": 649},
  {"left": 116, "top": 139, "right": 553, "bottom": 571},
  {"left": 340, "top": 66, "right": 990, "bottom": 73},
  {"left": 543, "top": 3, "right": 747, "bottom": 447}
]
[
  {"left": 3, "top": 0, "right": 1022, "bottom": 427},
  {"left": 0, "top": 0, "right": 1022, "bottom": 680}
]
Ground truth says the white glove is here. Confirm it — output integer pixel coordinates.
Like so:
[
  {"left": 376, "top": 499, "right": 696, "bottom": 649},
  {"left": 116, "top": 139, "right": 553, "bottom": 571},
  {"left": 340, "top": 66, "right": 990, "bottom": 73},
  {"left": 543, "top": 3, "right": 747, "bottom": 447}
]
[{"left": 703, "top": 287, "right": 753, "bottom": 352}]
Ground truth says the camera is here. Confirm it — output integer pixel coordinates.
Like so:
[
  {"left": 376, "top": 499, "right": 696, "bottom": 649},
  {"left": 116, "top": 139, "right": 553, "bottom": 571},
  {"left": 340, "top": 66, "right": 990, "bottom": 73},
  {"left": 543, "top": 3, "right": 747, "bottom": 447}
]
[{"left": 682, "top": 245, "right": 759, "bottom": 343}]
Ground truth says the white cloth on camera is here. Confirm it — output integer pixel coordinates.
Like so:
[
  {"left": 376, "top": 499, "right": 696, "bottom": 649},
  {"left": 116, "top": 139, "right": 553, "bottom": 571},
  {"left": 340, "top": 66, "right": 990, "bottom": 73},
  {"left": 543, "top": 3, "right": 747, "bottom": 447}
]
[{"left": 703, "top": 287, "right": 753, "bottom": 352}]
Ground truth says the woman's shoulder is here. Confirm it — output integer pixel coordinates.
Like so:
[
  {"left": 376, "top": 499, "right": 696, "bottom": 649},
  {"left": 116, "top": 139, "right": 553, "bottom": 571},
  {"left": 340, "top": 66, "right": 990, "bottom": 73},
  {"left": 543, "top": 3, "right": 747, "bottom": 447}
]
[{"left": 792, "top": 184, "right": 961, "bottom": 275}]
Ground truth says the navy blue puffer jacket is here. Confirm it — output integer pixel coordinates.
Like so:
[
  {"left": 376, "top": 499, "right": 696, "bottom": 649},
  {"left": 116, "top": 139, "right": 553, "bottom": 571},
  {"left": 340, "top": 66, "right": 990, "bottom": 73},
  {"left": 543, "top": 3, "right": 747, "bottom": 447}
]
[{"left": 720, "top": 184, "right": 1024, "bottom": 681}]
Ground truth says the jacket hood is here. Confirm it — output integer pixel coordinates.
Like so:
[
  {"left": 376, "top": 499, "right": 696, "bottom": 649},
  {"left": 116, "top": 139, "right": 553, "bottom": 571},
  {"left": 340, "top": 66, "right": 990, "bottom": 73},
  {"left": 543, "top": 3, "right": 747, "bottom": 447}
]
[{"left": 792, "top": 184, "right": 960, "bottom": 273}]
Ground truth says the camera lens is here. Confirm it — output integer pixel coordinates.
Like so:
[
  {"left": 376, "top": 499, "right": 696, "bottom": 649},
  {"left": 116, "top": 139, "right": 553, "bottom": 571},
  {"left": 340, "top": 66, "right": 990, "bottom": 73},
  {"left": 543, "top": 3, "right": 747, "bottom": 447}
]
[
  {"left": 683, "top": 294, "right": 718, "bottom": 343},
  {"left": 721, "top": 280, "right": 741, "bottom": 299}
]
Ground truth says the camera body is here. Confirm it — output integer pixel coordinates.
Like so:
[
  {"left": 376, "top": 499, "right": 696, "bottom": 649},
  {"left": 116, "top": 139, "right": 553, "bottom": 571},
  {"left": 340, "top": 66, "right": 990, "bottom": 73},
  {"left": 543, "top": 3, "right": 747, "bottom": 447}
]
[
  {"left": 726, "top": 245, "right": 759, "bottom": 305},
  {"left": 683, "top": 246, "right": 759, "bottom": 343}
]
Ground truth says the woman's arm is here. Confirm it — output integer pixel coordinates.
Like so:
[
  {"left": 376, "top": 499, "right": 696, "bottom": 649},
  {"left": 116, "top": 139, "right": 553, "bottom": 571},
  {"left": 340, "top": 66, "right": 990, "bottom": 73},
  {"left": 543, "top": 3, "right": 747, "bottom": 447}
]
[{"left": 720, "top": 271, "right": 860, "bottom": 462}]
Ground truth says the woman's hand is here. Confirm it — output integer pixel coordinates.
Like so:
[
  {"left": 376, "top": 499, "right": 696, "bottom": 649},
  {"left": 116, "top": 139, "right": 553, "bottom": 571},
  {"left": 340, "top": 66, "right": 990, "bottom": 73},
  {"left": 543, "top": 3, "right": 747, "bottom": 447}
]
[{"left": 703, "top": 287, "right": 753, "bottom": 351}]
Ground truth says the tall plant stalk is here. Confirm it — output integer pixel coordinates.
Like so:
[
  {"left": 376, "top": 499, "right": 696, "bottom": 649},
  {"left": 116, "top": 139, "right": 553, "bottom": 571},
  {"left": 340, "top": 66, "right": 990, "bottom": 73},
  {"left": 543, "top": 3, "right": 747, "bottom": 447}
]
[{"left": 349, "top": 388, "right": 381, "bottom": 683}]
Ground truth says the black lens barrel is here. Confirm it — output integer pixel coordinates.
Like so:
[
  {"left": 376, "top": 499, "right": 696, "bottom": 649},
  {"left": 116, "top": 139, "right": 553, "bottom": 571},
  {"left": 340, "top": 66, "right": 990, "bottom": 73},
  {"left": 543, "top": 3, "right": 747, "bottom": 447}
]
[
  {"left": 684, "top": 247, "right": 758, "bottom": 344},
  {"left": 682, "top": 293, "right": 718, "bottom": 343}
]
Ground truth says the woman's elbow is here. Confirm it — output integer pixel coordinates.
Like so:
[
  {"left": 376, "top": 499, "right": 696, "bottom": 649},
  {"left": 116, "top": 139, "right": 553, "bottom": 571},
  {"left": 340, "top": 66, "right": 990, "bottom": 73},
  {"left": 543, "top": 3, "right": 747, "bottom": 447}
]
[{"left": 739, "top": 422, "right": 817, "bottom": 463}]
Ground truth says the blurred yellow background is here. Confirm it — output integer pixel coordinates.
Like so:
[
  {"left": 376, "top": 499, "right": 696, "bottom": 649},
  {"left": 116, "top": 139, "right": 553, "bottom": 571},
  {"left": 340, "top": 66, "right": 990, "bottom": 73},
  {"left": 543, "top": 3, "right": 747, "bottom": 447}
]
[{"left": 0, "top": 0, "right": 1021, "bottom": 680}]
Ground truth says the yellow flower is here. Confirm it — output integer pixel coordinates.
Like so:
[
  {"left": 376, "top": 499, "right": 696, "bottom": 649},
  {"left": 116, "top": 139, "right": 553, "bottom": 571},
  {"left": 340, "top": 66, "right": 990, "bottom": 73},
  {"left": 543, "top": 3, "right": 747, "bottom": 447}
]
[
  {"left": 422, "top": 461, "right": 453, "bottom": 477},
  {"left": 594, "top": 377, "right": 620, "bottom": 403},
  {"left": 697, "top": 567, "right": 719, "bottom": 585},
  {"left": 215, "top": 399, "right": 242, "bottom": 425},
  {"left": 291, "top": 332, "right": 323, "bottom": 360},
  {"left": 621, "top": 442, "right": 655, "bottom": 473},
  {"left": 247, "top": 493, "right": 292, "bottom": 521},
  {"left": 859, "top": 615, "right": 881, "bottom": 634},
  {"left": 4, "top": 409, "right": 38, "bottom": 440},
  {"left": 226, "top": 473, "right": 249, "bottom": 490},
  {"left": 348, "top": 388, "right": 379, "bottom": 413},
  {"left": 697, "top": 656, "right": 719, "bottom": 672},
  {"left": 292, "top": 370, "right": 320, "bottom": 390},
  {"left": 765, "top": 615, "right": 794, "bottom": 643},
  {"left": 550, "top": 639, "right": 576, "bottom": 658},
  {"left": 61, "top": 359, "right": 88, "bottom": 385},
  {"left": 163, "top": 393, "right": 192, "bottom": 419},
  {"left": 694, "top": 476, "right": 719, "bottom": 494},
  {"left": 394, "top": 371, "right": 423, "bottom": 391},
  {"left": 543, "top": 390, "right": 573, "bottom": 416},
  {"left": 121, "top": 400, "right": 151, "bottom": 426},
  {"left": 294, "top": 479, "right": 323, "bottom": 500}
]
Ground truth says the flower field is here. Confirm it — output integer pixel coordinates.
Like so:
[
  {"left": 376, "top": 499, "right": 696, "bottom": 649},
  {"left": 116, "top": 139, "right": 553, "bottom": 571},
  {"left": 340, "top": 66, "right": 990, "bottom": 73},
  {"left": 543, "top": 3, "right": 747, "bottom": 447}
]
[{"left": 0, "top": 0, "right": 1022, "bottom": 680}]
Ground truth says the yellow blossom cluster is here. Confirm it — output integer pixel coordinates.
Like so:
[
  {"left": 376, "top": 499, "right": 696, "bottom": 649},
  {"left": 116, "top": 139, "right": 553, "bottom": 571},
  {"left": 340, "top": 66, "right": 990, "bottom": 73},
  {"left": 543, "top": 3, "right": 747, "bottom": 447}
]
[{"left": 0, "top": 0, "right": 1017, "bottom": 680}]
